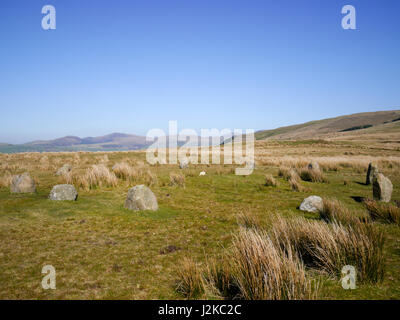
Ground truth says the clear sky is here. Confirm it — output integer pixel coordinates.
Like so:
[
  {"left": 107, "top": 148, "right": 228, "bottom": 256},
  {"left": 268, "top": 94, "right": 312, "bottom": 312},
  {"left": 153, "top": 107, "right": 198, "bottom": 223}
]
[{"left": 0, "top": 0, "right": 399, "bottom": 143}]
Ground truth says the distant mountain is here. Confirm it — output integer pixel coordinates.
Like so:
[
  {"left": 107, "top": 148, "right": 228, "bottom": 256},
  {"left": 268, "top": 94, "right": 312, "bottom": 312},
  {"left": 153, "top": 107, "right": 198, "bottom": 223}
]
[
  {"left": 0, "top": 133, "right": 150, "bottom": 153},
  {"left": 255, "top": 110, "right": 400, "bottom": 141}
]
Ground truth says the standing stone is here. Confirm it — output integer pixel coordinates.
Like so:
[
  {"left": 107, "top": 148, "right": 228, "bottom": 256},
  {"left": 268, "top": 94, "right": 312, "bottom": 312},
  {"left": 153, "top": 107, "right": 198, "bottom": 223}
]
[
  {"left": 56, "top": 164, "right": 72, "bottom": 176},
  {"left": 372, "top": 173, "right": 393, "bottom": 202},
  {"left": 179, "top": 159, "right": 189, "bottom": 169},
  {"left": 49, "top": 184, "right": 78, "bottom": 201},
  {"left": 366, "top": 163, "right": 378, "bottom": 185},
  {"left": 10, "top": 172, "right": 36, "bottom": 193},
  {"left": 124, "top": 185, "right": 158, "bottom": 211},
  {"left": 299, "top": 195, "right": 323, "bottom": 213},
  {"left": 308, "top": 161, "right": 320, "bottom": 172}
]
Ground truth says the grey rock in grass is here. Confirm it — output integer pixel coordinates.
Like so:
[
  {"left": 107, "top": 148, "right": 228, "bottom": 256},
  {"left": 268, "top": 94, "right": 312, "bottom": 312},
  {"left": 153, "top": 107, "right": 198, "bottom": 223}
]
[
  {"left": 49, "top": 184, "right": 78, "bottom": 201},
  {"left": 299, "top": 195, "right": 323, "bottom": 213},
  {"left": 366, "top": 163, "right": 379, "bottom": 185},
  {"left": 10, "top": 172, "right": 36, "bottom": 193},
  {"left": 56, "top": 164, "right": 72, "bottom": 176},
  {"left": 308, "top": 161, "right": 321, "bottom": 172},
  {"left": 124, "top": 185, "right": 158, "bottom": 211},
  {"left": 179, "top": 159, "right": 189, "bottom": 169},
  {"left": 372, "top": 173, "right": 392, "bottom": 202}
]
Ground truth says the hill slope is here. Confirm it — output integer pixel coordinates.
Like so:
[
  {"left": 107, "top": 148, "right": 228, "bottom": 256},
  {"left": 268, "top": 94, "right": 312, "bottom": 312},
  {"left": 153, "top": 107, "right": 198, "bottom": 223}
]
[{"left": 255, "top": 110, "right": 400, "bottom": 141}]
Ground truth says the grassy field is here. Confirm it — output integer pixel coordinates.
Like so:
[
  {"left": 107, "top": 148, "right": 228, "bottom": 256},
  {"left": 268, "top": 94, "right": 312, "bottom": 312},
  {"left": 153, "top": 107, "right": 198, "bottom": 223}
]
[{"left": 0, "top": 140, "right": 399, "bottom": 299}]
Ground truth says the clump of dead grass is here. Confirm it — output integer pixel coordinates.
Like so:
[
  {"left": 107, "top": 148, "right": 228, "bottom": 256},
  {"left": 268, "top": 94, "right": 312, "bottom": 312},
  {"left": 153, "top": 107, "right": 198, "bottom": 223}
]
[
  {"left": 170, "top": 172, "right": 186, "bottom": 188},
  {"left": 299, "top": 167, "right": 327, "bottom": 183},
  {"left": 264, "top": 174, "right": 277, "bottom": 187},
  {"left": 270, "top": 217, "right": 385, "bottom": 283},
  {"left": 319, "top": 198, "right": 363, "bottom": 225},
  {"left": 364, "top": 199, "right": 400, "bottom": 226}
]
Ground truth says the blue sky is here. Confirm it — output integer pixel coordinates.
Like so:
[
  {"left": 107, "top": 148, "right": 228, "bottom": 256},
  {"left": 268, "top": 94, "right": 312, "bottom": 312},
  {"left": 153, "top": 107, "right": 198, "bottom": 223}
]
[{"left": 0, "top": 0, "right": 399, "bottom": 143}]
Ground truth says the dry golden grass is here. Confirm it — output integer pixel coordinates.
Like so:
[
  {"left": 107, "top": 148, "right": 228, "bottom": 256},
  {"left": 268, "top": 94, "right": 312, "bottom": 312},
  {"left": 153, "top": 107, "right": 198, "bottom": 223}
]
[
  {"left": 230, "top": 227, "right": 318, "bottom": 300},
  {"left": 278, "top": 167, "right": 300, "bottom": 181},
  {"left": 319, "top": 198, "right": 363, "bottom": 225},
  {"left": 364, "top": 199, "right": 400, "bottom": 226},
  {"left": 264, "top": 174, "right": 277, "bottom": 187},
  {"left": 289, "top": 176, "right": 303, "bottom": 192},
  {"left": 64, "top": 164, "right": 118, "bottom": 190},
  {"left": 299, "top": 167, "right": 328, "bottom": 183},
  {"left": 169, "top": 172, "right": 186, "bottom": 188},
  {"left": 0, "top": 172, "right": 12, "bottom": 188},
  {"left": 143, "top": 170, "right": 158, "bottom": 187},
  {"left": 112, "top": 162, "right": 138, "bottom": 181},
  {"left": 237, "top": 211, "right": 261, "bottom": 229},
  {"left": 270, "top": 217, "right": 385, "bottom": 283},
  {"left": 175, "top": 257, "right": 205, "bottom": 299}
]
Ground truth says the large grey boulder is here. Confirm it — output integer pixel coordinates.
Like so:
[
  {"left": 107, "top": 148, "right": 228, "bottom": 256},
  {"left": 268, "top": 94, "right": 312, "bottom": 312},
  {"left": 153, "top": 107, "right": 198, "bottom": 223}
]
[
  {"left": 372, "top": 173, "right": 392, "bottom": 202},
  {"left": 124, "top": 185, "right": 158, "bottom": 211},
  {"left": 49, "top": 184, "right": 78, "bottom": 201},
  {"left": 366, "top": 163, "right": 379, "bottom": 185},
  {"left": 299, "top": 195, "right": 323, "bottom": 213},
  {"left": 10, "top": 172, "right": 36, "bottom": 193},
  {"left": 56, "top": 164, "right": 72, "bottom": 176}
]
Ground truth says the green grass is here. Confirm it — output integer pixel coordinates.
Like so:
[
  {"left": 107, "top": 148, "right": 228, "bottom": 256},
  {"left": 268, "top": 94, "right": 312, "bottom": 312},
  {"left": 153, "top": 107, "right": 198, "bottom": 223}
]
[{"left": 0, "top": 148, "right": 399, "bottom": 299}]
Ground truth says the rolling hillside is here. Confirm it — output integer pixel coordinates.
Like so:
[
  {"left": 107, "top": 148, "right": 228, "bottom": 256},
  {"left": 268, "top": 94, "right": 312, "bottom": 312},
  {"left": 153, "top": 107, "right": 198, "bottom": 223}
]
[{"left": 255, "top": 110, "right": 400, "bottom": 141}]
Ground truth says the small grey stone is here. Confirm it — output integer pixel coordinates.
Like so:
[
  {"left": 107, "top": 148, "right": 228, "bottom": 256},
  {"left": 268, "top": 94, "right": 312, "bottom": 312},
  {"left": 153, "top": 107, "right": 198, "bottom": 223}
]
[
  {"left": 124, "top": 185, "right": 158, "bottom": 211},
  {"left": 299, "top": 195, "right": 323, "bottom": 213},
  {"left": 49, "top": 184, "right": 78, "bottom": 201},
  {"left": 308, "top": 161, "right": 321, "bottom": 172},
  {"left": 56, "top": 164, "right": 72, "bottom": 176}
]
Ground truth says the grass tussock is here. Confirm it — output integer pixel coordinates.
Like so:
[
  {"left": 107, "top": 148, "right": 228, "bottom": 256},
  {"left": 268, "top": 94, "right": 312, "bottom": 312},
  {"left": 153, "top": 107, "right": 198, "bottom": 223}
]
[
  {"left": 176, "top": 227, "right": 318, "bottom": 300},
  {"left": 289, "top": 176, "right": 303, "bottom": 192},
  {"left": 270, "top": 217, "right": 385, "bottom": 283},
  {"left": 0, "top": 172, "right": 12, "bottom": 188},
  {"left": 319, "top": 198, "right": 363, "bottom": 225},
  {"left": 264, "top": 174, "right": 277, "bottom": 187},
  {"left": 143, "top": 170, "right": 158, "bottom": 187},
  {"left": 364, "top": 199, "right": 400, "bottom": 226},
  {"left": 237, "top": 211, "right": 261, "bottom": 230},
  {"left": 299, "top": 167, "right": 327, "bottom": 183},
  {"left": 64, "top": 164, "right": 118, "bottom": 190},
  {"left": 112, "top": 162, "right": 142, "bottom": 181},
  {"left": 230, "top": 228, "right": 318, "bottom": 300},
  {"left": 278, "top": 167, "right": 299, "bottom": 181},
  {"left": 169, "top": 172, "right": 186, "bottom": 188},
  {"left": 176, "top": 258, "right": 205, "bottom": 299}
]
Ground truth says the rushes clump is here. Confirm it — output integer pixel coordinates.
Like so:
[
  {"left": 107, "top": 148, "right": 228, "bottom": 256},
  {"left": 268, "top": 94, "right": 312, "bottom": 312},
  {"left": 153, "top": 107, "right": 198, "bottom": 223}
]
[
  {"left": 0, "top": 172, "right": 12, "bottom": 188},
  {"left": 230, "top": 228, "right": 318, "bottom": 300},
  {"left": 319, "top": 198, "right": 362, "bottom": 225},
  {"left": 364, "top": 199, "right": 400, "bottom": 226},
  {"left": 65, "top": 164, "right": 118, "bottom": 190},
  {"left": 112, "top": 162, "right": 142, "bottom": 181},
  {"left": 289, "top": 176, "right": 303, "bottom": 192},
  {"left": 170, "top": 172, "right": 186, "bottom": 188},
  {"left": 176, "top": 258, "right": 205, "bottom": 299},
  {"left": 299, "top": 167, "right": 327, "bottom": 183},
  {"left": 278, "top": 167, "right": 300, "bottom": 181},
  {"left": 264, "top": 174, "right": 277, "bottom": 187},
  {"left": 270, "top": 217, "right": 385, "bottom": 283},
  {"left": 237, "top": 211, "right": 261, "bottom": 230}
]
